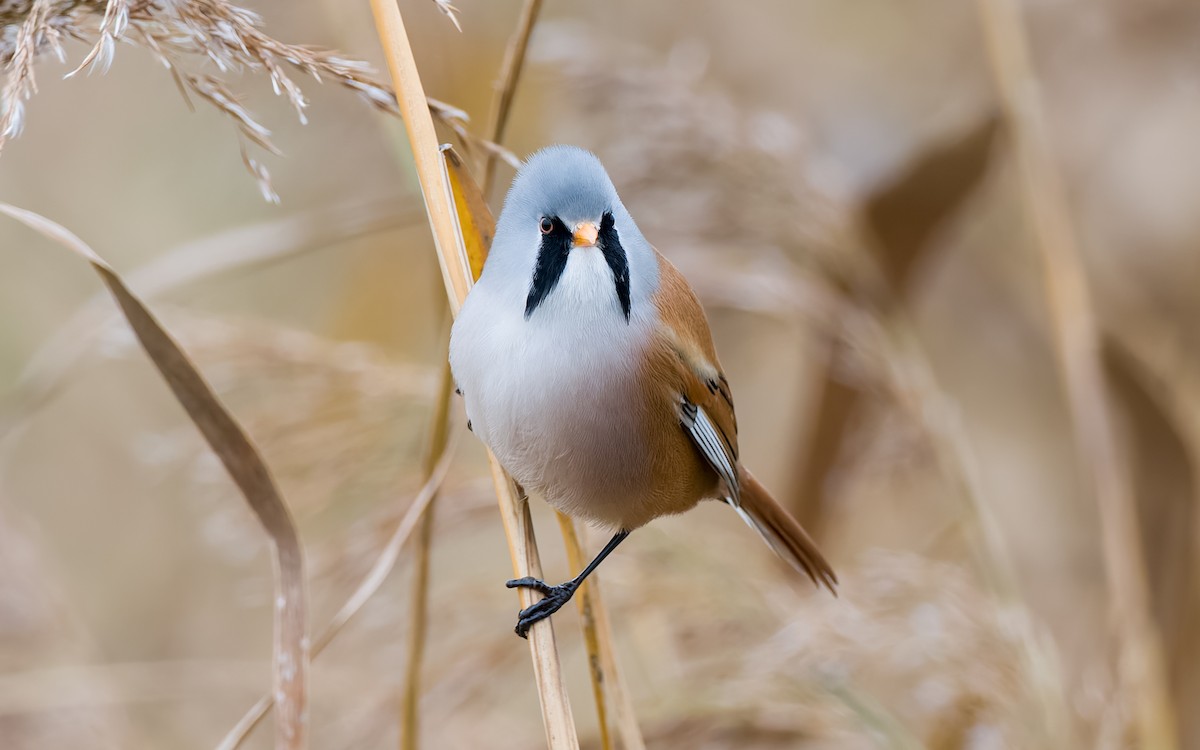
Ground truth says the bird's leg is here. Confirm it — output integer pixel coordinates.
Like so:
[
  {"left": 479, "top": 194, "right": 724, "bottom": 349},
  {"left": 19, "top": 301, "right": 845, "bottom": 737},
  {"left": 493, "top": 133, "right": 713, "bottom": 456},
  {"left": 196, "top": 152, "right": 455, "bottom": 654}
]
[{"left": 506, "top": 530, "right": 630, "bottom": 638}]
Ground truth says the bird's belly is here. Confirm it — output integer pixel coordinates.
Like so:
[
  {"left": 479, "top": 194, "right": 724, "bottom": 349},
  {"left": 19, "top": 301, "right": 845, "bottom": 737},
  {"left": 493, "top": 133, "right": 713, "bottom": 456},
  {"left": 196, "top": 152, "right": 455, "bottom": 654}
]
[
  {"left": 453, "top": 289, "right": 666, "bottom": 528},
  {"left": 475, "top": 344, "right": 655, "bottom": 528}
]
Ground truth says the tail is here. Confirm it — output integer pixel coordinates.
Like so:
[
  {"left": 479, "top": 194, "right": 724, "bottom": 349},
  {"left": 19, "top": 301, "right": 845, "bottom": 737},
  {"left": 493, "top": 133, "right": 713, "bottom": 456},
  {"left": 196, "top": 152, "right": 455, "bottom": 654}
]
[{"left": 732, "top": 468, "right": 838, "bottom": 594}]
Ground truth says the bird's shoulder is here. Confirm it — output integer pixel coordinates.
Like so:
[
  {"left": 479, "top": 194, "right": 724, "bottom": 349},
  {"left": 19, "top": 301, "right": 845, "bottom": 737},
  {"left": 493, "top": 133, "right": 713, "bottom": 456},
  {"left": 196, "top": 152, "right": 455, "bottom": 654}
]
[{"left": 649, "top": 249, "right": 739, "bottom": 453}]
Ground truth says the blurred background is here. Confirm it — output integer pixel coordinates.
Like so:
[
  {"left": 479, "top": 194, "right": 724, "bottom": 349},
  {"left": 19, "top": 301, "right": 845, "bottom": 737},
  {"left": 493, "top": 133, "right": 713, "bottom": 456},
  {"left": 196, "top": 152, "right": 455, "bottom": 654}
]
[{"left": 1, "top": 0, "right": 1199, "bottom": 747}]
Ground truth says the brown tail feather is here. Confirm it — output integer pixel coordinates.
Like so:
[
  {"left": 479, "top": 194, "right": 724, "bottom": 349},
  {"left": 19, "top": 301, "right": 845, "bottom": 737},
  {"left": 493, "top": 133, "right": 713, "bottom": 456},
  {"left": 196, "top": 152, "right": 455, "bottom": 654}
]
[{"left": 734, "top": 468, "right": 838, "bottom": 593}]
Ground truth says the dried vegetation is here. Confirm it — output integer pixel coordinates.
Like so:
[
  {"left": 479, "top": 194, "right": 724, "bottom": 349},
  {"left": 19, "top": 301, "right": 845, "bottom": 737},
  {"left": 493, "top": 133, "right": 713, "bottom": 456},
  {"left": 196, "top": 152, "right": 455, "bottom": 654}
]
[{"left": 1, "top": 0, "right": 1198, "bottom": 748}]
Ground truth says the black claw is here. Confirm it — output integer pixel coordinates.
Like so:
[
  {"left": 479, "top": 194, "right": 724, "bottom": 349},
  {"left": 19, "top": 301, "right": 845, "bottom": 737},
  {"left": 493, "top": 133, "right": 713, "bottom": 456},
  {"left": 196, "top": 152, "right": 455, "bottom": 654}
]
[
  {"left": 506, "top": 576, "right": 554, "bottom": 595},
  {"left": 505, "top": 578, "right": 579, "bottom": 638},
  {"left": 467, "top": 419, "right": 473, "bottom": 432}
]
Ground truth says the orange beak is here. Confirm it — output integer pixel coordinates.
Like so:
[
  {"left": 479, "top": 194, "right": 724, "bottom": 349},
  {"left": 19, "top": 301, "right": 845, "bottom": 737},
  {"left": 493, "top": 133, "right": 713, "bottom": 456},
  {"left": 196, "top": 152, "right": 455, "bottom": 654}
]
[{"left": 572, "top": 221, "right": 599, "bottom": 247}]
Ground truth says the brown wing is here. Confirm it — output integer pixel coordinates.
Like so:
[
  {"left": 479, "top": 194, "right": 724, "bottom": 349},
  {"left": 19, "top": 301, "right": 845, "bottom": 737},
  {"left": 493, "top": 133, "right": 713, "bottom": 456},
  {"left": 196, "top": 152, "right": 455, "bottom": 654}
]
[
  {"left": 651, "top": 250, "right": 741, "bottom": 496},
  {"left": 648, "top": 251, "right": 837, "bottom": 589}
]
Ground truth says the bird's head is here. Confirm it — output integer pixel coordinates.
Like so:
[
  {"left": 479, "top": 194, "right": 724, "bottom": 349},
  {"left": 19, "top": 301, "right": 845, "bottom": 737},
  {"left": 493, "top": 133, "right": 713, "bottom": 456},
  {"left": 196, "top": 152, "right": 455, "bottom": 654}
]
[{"left": 484, "top": 145, "right": 658, "bottom": 322}]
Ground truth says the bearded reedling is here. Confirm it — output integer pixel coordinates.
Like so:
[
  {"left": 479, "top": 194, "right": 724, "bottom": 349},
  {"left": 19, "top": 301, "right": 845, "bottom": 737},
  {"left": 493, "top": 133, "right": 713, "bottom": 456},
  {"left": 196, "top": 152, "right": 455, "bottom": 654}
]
[{"left": 450, "top": 146, "right": 836, "bottom": 637}]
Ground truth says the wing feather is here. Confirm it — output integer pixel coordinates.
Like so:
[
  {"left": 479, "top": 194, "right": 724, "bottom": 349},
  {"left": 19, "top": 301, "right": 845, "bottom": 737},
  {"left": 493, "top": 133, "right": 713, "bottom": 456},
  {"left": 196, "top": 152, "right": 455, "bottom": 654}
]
[
  {"left": 680, "top": 399, "right": 740, "bottom": 502},
  {"left": 652, "top": 250, "right": 742, "bottom": 501}
]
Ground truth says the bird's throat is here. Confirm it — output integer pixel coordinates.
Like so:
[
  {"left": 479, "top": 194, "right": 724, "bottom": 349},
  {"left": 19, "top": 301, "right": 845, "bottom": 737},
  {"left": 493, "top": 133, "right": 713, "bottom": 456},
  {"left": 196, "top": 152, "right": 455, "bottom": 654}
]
[{"left": 525, "top": 212, "right": 630, "bottom": 322}]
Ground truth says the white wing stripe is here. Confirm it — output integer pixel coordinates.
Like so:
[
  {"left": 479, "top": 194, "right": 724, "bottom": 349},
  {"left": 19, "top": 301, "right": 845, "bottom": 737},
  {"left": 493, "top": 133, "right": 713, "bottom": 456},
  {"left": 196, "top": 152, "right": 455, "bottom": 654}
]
[{"left": 682, "top": 400, "right": 740, "bottom": 503}]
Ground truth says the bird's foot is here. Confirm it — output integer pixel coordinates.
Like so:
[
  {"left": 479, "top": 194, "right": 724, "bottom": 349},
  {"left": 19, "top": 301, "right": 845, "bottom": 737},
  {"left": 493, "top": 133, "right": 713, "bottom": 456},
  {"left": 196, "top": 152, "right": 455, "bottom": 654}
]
[{"left": 505, "top": 577, "right": 579, "bottom": 638}]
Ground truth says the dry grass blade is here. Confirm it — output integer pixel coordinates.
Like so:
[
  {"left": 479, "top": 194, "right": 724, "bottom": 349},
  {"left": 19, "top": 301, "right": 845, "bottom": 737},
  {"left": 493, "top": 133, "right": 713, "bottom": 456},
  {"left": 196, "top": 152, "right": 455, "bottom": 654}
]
[
  {"left": 863, "top": 116, "right": 1000, "bottom": 289},
  {"left": 0, "top": 196, "right": 420, "bottom": 440},
  {"left": 68, "top": 0, "right": 128, "bottom": 76},
  {"left": 975, "top": 0, "right": 1178, "bottom": 746},
  {"left": 428, "top": 98, "right": 522, "bottom": 170},
  {"left": 401, "top": 357, "right": 456, "bottom": 750},
  {"left": 442, "top": 146, "right": 493, "bottom": 279},
  {"left": 217, "top": 423, "right": 461, "bottom": 750},
  {"left": 479, "top": 0, "right": 543, "bottom": 197},
  {"left": 429, "top": 0, "right": 462, "bottom": 33},
  {"left": 366, "top": 4, "right": 578, "bottom": 747},
  {"left": 0, "top": 202, "right": 309, "bottom": 750}
]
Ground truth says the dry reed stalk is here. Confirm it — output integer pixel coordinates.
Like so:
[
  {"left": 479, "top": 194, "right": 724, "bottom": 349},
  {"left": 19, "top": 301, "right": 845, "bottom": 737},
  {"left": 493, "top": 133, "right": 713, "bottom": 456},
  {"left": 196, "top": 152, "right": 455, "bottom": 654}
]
[
  {"left": 367, "top": 3, "right": 468, "bottom": 311},
  {"left": 400, "top": 357, "right": 455, "bottom": 750},
  {"left": 975, "top": 0, "right": 1178, "bottom": 746},
  {"left": 478, "top": 0, "right": 542, "bottom": 198},
  {"left": 553, "top": 513, "right": 611, "bottom": 750},
  {"left": 591, "top": 592, "right": 644, "bottom": 750},
  {"left": 366, "top": 4, "right": 578, "bottom": 747},
  {"left": 217, "top": 425, "right": 461, "bottom": 749},
  {"left": 554, "top": 514, "right": 646, "bottom": 750},
  {"left": 0, "top": 203, "right": 309, "bottom": 750}
]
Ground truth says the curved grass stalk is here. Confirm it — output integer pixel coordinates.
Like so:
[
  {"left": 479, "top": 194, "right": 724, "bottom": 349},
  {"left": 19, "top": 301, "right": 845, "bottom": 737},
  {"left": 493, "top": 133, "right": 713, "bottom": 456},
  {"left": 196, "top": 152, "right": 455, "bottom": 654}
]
[
  {"left": 0, "top": 197, "right": 419, "bottom": 441},
  {"left": 216, "top": 426, "right": 461, "bottom": 750},
  {"left": 0, "top": 203, "right": 310, "bottom": 750}
]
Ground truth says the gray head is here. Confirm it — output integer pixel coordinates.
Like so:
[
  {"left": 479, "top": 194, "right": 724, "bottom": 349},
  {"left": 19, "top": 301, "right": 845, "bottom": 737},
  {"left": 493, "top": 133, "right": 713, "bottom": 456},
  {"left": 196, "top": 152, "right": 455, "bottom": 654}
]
[{"left": 481, "top": 145, "right": 659, "bottom": 322}]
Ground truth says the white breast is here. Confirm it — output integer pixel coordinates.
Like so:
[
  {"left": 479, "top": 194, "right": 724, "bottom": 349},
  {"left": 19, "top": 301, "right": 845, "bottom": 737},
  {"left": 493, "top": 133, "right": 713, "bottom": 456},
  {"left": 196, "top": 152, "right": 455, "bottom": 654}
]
[{"left": 449, "top": 248, "right": 658, "bottom": 527}]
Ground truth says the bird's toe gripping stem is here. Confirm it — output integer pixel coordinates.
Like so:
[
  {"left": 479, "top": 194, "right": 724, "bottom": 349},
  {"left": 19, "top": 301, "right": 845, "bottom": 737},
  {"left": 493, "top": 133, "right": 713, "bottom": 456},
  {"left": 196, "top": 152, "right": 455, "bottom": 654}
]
[{"left": 505, "top": 577, "right": 579, "bottom": 638}]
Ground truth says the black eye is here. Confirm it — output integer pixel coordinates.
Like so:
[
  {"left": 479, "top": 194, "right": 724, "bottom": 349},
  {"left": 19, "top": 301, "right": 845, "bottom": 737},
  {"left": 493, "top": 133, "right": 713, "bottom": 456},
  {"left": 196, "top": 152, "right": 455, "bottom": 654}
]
[{"left": 539, "top": 217, "right": 554, "bottom": 234}]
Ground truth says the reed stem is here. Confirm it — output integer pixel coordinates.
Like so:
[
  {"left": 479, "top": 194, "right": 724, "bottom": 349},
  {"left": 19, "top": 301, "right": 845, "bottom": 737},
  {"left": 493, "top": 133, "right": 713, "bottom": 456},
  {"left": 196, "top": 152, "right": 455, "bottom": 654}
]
[
  {"left": 976, "top": 0, "right": 1178, "bottom": 745},
  {"left": 367, "top": 3, "right": 579, "bottom": 746}
]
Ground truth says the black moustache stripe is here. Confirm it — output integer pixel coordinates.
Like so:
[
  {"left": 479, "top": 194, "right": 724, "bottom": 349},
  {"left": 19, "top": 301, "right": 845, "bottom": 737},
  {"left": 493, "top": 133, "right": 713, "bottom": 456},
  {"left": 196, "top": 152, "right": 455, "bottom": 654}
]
[
  {"left": 598, "top": 212, "right": 631, "bottom": 322},
  {"left": 525, "top": 217, "right": 571, "bottom": 319},
  {"left": 524, "top": 212, "right": 631, "bottom": 322}
]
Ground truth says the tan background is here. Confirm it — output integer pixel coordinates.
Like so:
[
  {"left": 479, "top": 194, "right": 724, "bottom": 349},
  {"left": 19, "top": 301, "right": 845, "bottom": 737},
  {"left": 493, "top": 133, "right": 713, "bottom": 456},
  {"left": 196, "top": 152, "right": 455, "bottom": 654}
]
[{"left": 1, "top": 0, "right": 1198, "bottom": 747}]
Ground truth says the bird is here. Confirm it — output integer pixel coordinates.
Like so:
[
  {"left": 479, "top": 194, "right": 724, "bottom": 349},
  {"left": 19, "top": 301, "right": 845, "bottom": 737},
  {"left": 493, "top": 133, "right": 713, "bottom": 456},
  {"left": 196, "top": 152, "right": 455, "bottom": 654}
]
[{"left": 449, "top": 145, "right": 836, "bottom": 638}]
